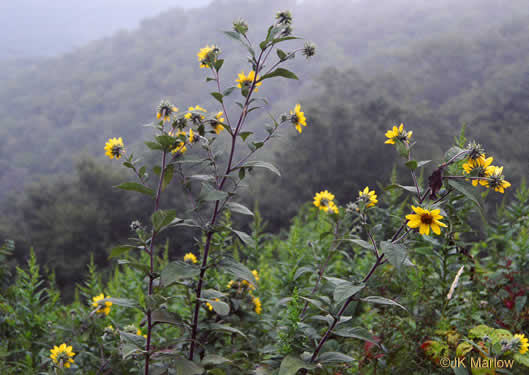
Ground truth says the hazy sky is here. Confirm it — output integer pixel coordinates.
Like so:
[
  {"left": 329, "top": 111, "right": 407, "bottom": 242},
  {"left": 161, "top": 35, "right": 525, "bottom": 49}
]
[{"left": 0, "top": 0, "right": 213, "bottom": 58}]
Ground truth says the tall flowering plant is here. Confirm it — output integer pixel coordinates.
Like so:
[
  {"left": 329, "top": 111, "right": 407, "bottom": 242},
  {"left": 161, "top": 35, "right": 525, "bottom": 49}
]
[{"left": 101, "top": 11, "right": 315, "bottom": 375}]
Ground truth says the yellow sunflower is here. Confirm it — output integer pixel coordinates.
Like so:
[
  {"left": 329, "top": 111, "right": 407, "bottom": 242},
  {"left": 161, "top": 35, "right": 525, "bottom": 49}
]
[
  {"left": 313, "top": 190, "right": 339, "bottom": 214},
  {"left": 235, "top": 70, "right": 262, "bottom": 92},
  {"left": 358, "top": 186, "right": 378, "bottom": 208},
  {"left": 462, "top": 155, "right": 494, "bottom": 186},
  {"left": 104, "top": 137, "right": 125, "bottom": 160},
  {"left": 212, "top": 111, "right": 225, "bottom": 134},
  {"left": 406, "top": 206, "right": 447, "bottom": 235},
  {"left": 514, "top": 333, "right": 529, "bottom": 354},
  {"left": 253, "top": 296, "right": 262, "bottom": 314},
  {"left": 183, "top": 252, "right": 198, "bottom": 264},
  {"left": 384, "top": 123, "right": 412, "bottom": 145},
  {"left": 290, "top": 104, "right": 307, "bottom": 133},
  {"left": 197, "top": 45, "right": 218, "bottom": 68},
  {"left": 486, "top": 166, "right": 511, "bottom": 193},
  {"left": 92, "top": 293, "right": 112, "bottom": 315},
  {"left": 50, "top": 343, "right": 76, "bottom": 368}
]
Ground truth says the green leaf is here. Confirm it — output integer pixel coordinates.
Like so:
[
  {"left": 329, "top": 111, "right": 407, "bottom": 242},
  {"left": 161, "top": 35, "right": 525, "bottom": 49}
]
[
  {"left": 361, "top": 296, "right": 407, "bottom": 311},
  {"left": 218, "top": 258, "right": 257, "bottom": 285},
  {"left": 109, "top": 245, "right": 136, "bottom": 258},
  {"left": 259, "top": 68, "right": 298, "bottom": 81},
  {"left": 201, "top": 354, "right": 231, "bottom": 366},
  {"left": 332, "top": 327, "right": 379, "bottom": 346},
  {"left": 405, "top": 160, "right": 418, "bottom": 170},
  {"left": 333, "top": 281, "right": 365, "bottom": 304},
  {"left": 515, "top": 295, "right": 527, "bottom": 313},
  {"left": 278, "top": 354, "right": 315, "bottom": 375},
  {"left": 119, "top": 331, "right": 144, "bottom": 359},
  {"left": 210, "top": 92, "right": 223, "bottom": 103},
  {"left": 213, "top": 59, "right": 224, "bottom": 71},
  {"left": 160, "top": 261, "right": 200, "bottom": 287},
  {"left": 293, "top": 266, "right": 313, "bottom": 280},
  {"left": 226, "top": 201, "right": 254, "bottom": 216},
  {"left": 316, "top": 352, "right": 355, "bottom": 364},
  {"left": 380, "top": 241, "right": 414, "bottom": 270},
  {"left": 242, "top": 160, "right": 280, "bottom": 176},
  {"left": 231, "top": 229, "right": 256, "bottom": 248},
  {"left": 156, "top": 134, "right": 176, "bottom": 150},
  {"left": 514, "top": 353, "right": 529, "bottom": 367},
  {"left": 348, "top": 239, "right": 375, "bottom": 251},
  {"left": 385, "top": 184, "right": 420, "bottom": 194},
  {"left": 223, "top": 30, "right": 241, "bottom": 41},
  {"left": 173, "top": 359, "right": 203, "bottom": 375},
  {"left": 223, "top": 87, "right": 236, "bottom": 96},
  {"left": 208, "top": 323, "right": 247, "bottom": 338},
  {"left": 200, "top": 183, "right": 228, "bottom": 201},
  {"left": 203, "top": 298, "right": 229, "bottom": 315},
  {"left": 115, "top": 182, "right": 155, "bottom": 197},
  {"left": 452, "top": 366, "right": 470, "bottom": 375},
  {"left": 145, "top": 141, "right": 163, "bottom": 150},
  {"left": 447, "top": 180, "right": 482, "bottom": 210},
  {"left": 417, "top": 160, "right": 432, "bottom": 168},
  {"left": 239, "top": 131, "right": 253, "bottom": 141},
  {"left": 117, "top": 259, "right": 150, "bottom": 274},
  {"left": 152, "top": 209, "right": 178, "bottom": 233},
  {"left": 277, "top": 49, "right": 287, "bottom": 60},
  {"left": 151, "top": 310, "right": 183, "bottom": 326},
  {"left": 161, "top": 164, "right": 174, "bottom": 192},
  {"left": 445, "top": 146, "right": 466, "bottom": 162}
]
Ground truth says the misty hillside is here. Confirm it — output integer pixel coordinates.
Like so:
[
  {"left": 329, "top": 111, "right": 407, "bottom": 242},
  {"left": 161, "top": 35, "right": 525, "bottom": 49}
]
[{"left": 1, "top": 0, "right": 527, "bottom": 200}]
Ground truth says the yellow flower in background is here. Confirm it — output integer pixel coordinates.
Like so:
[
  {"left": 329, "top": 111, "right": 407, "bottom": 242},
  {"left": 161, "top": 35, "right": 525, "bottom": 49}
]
[
  {"left": 313, "top": 190, "right": 338, "bottom": 214},
  {"left": 486, "top": 166, "right": 511, "bottom": 193},
  {"left": 50, "top": 343, "right": 75, "bottom": 368},
  {"left": 514, "top": 333, "right": 529, "bottom": 354},
  {"left": 206, "top": 298, "right": 220, "bottom": 311},
  {"left": 184, "top": 252, "right": 198, "bottom": 264},
  {"left": 156, "top": 101, "right": 178, "bottom": 122},
  {"left": 462, "top": 155, "right": 494, "bottom": 186},
  {"left": 290, "top": 104, "right": 307, "bottom": 133},
  {"left": 170, "top": 130, "right": 188, "bottom": 154},
  {"left": 104, "top": 137, "right": 125, "bottom": 160},
  {"left": 252, "top": 269, "right": 259, "bottom": 282},
  {"left": 253, "top": 297, "right": 262, "bottom": 314},
  {"left": 197, "top": 45, "right": 218, "bottom": 68},
  {"left": 235, "top": 70, "right": 262, "bottom": 92},
  {"left": 92, "top": 293, "right": 112, "bottom": 315},
  {"left": 227, "top": 280, "right": 235, "bottom": 288},
  {"left": 358, "top": 186, "right": 378, "bottom": 208},
  {"left": 136, "top": 328, "right": 147, "bottom": 338},
  {"left": 406, "top": 206, "right": 447, "bottom": 235},
  {"left": 184, "top": 105, "right": 207, "bottom": 123},
  {"left": 212, "top": 111, "right": 225, "bottom": 134},
  {"left": 384, "top": 123, "right": 412, "bottom": 145}
]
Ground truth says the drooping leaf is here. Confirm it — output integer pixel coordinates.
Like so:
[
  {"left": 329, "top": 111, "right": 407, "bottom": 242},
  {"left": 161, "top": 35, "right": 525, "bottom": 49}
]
[
  {"left": 160, "top": 261, "right": 200, "bottom": 287},
  {"left": 259, "top": 68, "right": 299, "bottom": 81},
  {"left": 316, "top": 352, "right": 355, "bottom": 364},
  {"left": 231, "top": 229, "right": 256, "bottom": 248},
  {"left": 173, "top": 359, "right": 204, "bottom": 375},
  {"left": 226, "top": 201, "right": 254, "bottom": 216},
  {"left": 333, "top": 281, "right": 365, "bottom": 305},
  {"left": 115, "top": 182, "right": 155, "bottom": 197},
  {"left": 448, "top": 180, "right": 482, "bottom": 210},
  {"left": 361, "top": 296, "right": 407, "bottom": 311},
  {"left": 152, "top": 209, "right": 178, "bottom": 232},
  {"left": 332, "top": 326, "right": 379, "bottom": 346},
  {"left": 151, "top": 310, "right": 183, "bottom": 326},
  {"left": 218, "top": 258, "right": 257, "bottom": 285},
  {"left": 201, "top": 354, "right": 231, "bottom": 366},
  {"left": 242, "top": 160, "right": 281, "bottom": 176},
  {"left": 109, "top": 245, "right": 137, "bottom": 258},
  {"left": 278, "top": 354, "right": 315, "bottom": 375},
  {"left": 380, "top": 241, "right": 414, "bottom": 270},
  {"left": 208, "top": 323, "right": 247, "bottom": 338}
]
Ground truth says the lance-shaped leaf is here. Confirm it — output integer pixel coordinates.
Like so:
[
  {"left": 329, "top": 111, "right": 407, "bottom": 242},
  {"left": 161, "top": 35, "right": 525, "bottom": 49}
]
[
  {"left": 115, "top": 182, "right": 155, "bottom": 197},
  {"left": 259, "top": 68, "right": 299, "bottom": 81},
  {"left": 231, "top": 229, "right": 256, "bottom": 248},
  {"left": 109, "top": 245, "right": 137, "bottom": 258},
  {"left": 226, "top": 201, "right": 254, "bottom": 216},
  {"left": 242, "top": 160, "right": 281, "bottom": 176},
  {"left": 327, "top": 277, "right": 365, "bottom": 305},
  {"left": 380, "top": 241, "right": 414, "bottom": 270},
  {"left": 218, "top": 258, "right": 257, "bottom": 285},
  {"left": 105, "top": 297, "right": 139, "bottom": 309},
  {"left": 448, "top": 180, "right": 482, "bottom": 210},
  {"left": 173, "top": 359, "right": 204, "bottom": 375},
  {"left": 117, "top": 259, "right": 150, "bottom": 274},
  {"left": 208, "top": 323, "right": 247, "bottom": 338},
  {"left": 151, "top": 310, "right": 183, "bottom": 326},
  {"left": 316, "top": 352, "right": 355, "bottom": 364},
  {"left": 348, "top": 239, "right": 375, "bottom": 251},
  {"left": 201, "top": 354, "right": 231, "bottom": 366},
  {"left": 152, "top": 209, "right": 178, "bottom": 232},
  {"left": 160, "top": 261, "right": 200, "bottom": 287},
  {"left": 361, "top": 296, "right": 407, "bottom": 311},
  {"left": 199, "top": 183, "right": 228, "bottom": 201},
  {"left": 278, "top": 354, "right": 315, "bottom": 375},
  {"left": 332, "top": 326, "right": 380, "bottom": 346}
]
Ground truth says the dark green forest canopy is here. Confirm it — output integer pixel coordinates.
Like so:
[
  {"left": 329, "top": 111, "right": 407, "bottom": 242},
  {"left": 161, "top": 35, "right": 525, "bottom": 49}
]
[{"left": 1, "top": 0, "right": 529, "bottom": 290}]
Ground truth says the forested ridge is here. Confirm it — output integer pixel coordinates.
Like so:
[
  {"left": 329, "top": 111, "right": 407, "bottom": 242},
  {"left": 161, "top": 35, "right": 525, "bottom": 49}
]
[{"left": 1, "top": 0, "right": 529, "bottom": 290}]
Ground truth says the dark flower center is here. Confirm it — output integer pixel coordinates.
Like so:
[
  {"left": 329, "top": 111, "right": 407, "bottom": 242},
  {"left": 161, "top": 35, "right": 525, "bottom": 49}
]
[{"left": 421, "top": 214, "right": 433, "bottom": 225}]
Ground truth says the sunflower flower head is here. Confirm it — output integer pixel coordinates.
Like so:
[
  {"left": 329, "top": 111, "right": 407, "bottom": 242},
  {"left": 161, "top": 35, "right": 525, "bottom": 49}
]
[
  {"left": 170, "top": 129, "right": 193, "bottom": 155},
  {"left": 406, "top": 206, "right": 447, "bottom": 235},
  {"left": 462, "top": 155, "right": 494, "bottom": 186},
  {"left": 50, "top": 343, "right": 75, "bottom": 368},
  {"left": 156, "top": 100, "right": 178, "bottom": 122},
  {"left": 466, "top": 141, "right": 485, "bottom": 161},
  {"left": 252, "top": 269, "right": 259, "bottom": 282},
  {"left": 253, "top": 296, "right": 262, "bottom": 314},
  {"left": 183, "top": 252, "right": 198, "bottom": 264},
  {"left": 486, "top": 166, "right": 511, "bottom": 193},
  {"left": 384, "top": 123, "right": 412, "bottom": 145},
  {"left": 104, "top": 137, "right": 125, "bottom": 160},
  {"left": 276, "top": 10, "right": 293, "bottom": 25},
  {"left": 236, "top": 70, "right": 262, "bottom": 94},
  {"left": 184, "top": 105, "right": 207, "bottom": 124},
  {"left": 233, "top": 19, "right": 248, "bottom": 35},
  {"left": 197, "top": 45, "right": 220, "bottom": 69},
  {"left": 92, "top": 293, "right": 112, "bottom": 315},
  {"left": 290, "top": 104, "right": 307, "bottom": 133},
  {"left": 358, "top": 187, "right": 378, "bottom": 208},
  {"left": 302, "top": 41, "right": 316, "bottom": 58},
  {"left": 313, "top": 190, "right": 339, "bottom": 214},
  {"left": 211, "top": 111, "right": 225, "bottom": 134},
  {"left": 513, "top": 333, "right": 529, "bottom": 355}
]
